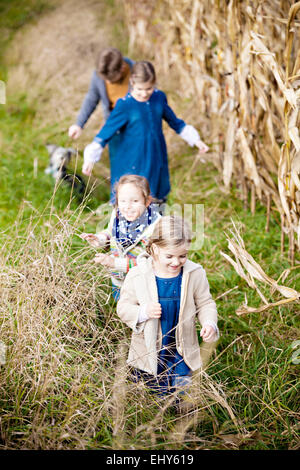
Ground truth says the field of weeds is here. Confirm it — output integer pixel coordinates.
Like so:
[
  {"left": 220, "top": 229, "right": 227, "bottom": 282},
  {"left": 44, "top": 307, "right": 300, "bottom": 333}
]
[{"left": 0, "top": 0, "right": 299, "bottom": 450}]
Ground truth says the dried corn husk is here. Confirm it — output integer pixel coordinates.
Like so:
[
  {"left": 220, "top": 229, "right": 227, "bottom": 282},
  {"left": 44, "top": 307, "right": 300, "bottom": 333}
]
[
  {"left": 220, "top": 220, "right": 300, "bottom": 315},
  {"left": 122, "top": 0, "right": 300, "bottom": 259}
]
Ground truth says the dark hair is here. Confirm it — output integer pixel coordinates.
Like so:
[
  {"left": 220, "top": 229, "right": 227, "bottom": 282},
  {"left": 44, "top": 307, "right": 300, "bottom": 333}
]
[
  {"left": 114, "top": 174, "right": 151, "bottom": 208},
  {"left": 130, "top": 61, "right": 156, "bottom": 85},
  {"left": 96, "top": 47, "right": 124, "bottom": 82}
]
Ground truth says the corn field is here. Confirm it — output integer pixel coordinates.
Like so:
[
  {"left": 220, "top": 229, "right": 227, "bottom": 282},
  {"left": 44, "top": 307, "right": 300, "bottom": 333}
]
[{"left": 122, "top": 0, "right": 300, "bottom": 264}]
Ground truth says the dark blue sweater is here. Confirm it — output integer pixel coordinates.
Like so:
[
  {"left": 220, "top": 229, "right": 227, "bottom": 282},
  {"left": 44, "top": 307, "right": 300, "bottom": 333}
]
[{"left": 93, "top": 89, "right": 186, "bottom": 200}]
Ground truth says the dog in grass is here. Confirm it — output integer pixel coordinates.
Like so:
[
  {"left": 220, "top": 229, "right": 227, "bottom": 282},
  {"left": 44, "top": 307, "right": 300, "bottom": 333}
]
[{"left": 45, "top": 144, "right": 86, "bottom": 199}]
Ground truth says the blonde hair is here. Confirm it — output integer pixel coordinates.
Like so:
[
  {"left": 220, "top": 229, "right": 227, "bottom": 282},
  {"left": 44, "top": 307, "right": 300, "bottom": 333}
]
[
  {"left": 146, "top": 215, "right": 192, "bottom": 256},
  {"left": 114, "top": 174, "right": 151, "bottom": 208},
  {"left": 130, "top": 61, "right": 156, "bottom": 85}
]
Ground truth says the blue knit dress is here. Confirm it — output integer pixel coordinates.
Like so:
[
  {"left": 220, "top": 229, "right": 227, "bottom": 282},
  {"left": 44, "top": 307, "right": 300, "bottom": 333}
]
[
  {"left": 155, "top": 271, "right": 191, "bottom": 393},
  {"left": 132, "top": 270, "right": 191, "bottom": 394},
  {"left": 93, "top": 89, "right": 186, "bottom": 201}
]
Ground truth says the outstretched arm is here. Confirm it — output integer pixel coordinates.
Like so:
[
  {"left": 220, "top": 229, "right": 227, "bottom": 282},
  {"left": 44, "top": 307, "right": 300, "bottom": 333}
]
[
  {"left": 162, "top": 92, "right": 186, "bottom": 134},
  {"left": 76, "top": 71, "right": 102, "bottom": 129},
  {"left": 82, "top": 98, "right": 129, "bottom": 175},
  {"left": 80, "top": 232, "right": 110, "bottom": 247},
  {"left": 69, "top": 72, "right": 102, "bottom": 140},
  {"left": 162, "top": 92, "right": 209, "bottom": 153},
  {"left": 179, "top": 124, "right": 209, "bottom": 153}
]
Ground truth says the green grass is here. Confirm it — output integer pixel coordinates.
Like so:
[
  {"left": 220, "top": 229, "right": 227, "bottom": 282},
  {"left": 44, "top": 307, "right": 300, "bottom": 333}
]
[
  {"left": 0, "top": 91, "right": 110, "bottom": 235},
  {"left": 0, "top": 0, "right": 299, "bottom": 451}
]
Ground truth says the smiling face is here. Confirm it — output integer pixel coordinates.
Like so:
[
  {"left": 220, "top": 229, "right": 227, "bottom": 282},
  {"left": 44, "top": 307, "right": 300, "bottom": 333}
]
[
  {"left": 152, "top": 243, "right": 189, "bottom": 277},
  {"left": 130, "top": 80, "right": 155, "bottom": 102},
  {"left": 117, "top": 182, "right": 150, "bottom": 221}
]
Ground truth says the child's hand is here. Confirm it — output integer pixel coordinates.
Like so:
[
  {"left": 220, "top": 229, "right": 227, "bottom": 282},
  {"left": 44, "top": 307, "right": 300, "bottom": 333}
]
[
  {"left": 82, "top": 162, "right": 94, "bottom": 176},
  {"left": 68, "top": 124, "right": 82, "bottom": 139},
  {"left": 80, "top": 233, "right": 102, "bottom": 247},
  {"left": 83, "top": 142, "right": 103, "bottom": 175},
  {"left": 94, "top": 253, "right": 115, "bottom": 268},
  {"left": 200, "top": 325, "right": 215, "bottom": 342},
  {"left": 195, "top": 139, "right": 209, "bottom": 154},
  {"left": 146, "top": 302, "right": 162, "bottom": 319}
]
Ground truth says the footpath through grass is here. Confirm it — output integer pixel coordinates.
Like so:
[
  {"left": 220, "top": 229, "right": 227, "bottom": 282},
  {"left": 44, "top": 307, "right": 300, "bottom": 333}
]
[{"left": 0, "top": 0, "right": 299, "bottom": 451}]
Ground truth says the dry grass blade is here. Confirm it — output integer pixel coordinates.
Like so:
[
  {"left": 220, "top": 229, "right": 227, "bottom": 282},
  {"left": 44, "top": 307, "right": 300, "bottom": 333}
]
[
  {"left": 236, "top": 296, "right": 300, "bottom": 315},
  {"left": 111, "top": 343, "right": 129, "bottom": 446},
  {"left": 221, "top": 220, "right": 300, "bottom": 314},
  {"left": 167, "top": 368, "right": 242, "bottom": 448}
]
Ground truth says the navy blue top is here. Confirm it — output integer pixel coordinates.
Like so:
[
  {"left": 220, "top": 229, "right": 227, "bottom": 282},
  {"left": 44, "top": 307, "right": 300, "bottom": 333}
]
[
  {"left": 155, "top": 271, "right": 191, "bottom": 391},
  {"left": 93, "top": 89, "right": 186, "bottom": 200}
]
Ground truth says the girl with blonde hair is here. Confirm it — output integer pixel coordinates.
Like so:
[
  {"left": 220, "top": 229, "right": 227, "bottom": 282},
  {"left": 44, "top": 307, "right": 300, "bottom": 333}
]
[{"left": 117, "top": 215, "right": 219, "bottom": 395}]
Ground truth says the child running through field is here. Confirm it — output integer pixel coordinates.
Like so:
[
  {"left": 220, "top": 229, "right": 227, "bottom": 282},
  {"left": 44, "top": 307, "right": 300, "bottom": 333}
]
[
  {"left": 83, "top": 61, "right": 209, "bottom": 203},
  {"left": 80, "top": 175, "right": 161, "bottom": 300},
  {"left": 117, "top": 215, "right": 219, "bottom": 398}
]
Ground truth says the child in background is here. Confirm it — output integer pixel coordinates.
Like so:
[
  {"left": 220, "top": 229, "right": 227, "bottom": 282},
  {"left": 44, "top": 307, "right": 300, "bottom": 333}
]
[
  {"left": 117, "top": 215, "right": 219, "bottom": 397},
  {"left": 80, "top": 175, "right": 161, "bottom": 300},
  {"left": 83, "top": 61, "right": 209, "bottom": 203},
  {"left": 68, "top": 47, "right": 134, "bottom": 139}
]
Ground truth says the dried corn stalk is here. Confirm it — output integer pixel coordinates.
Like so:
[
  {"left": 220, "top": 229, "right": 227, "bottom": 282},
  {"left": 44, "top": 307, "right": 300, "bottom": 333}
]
[
  {"left": 122, "top": 0, "right": 300, "bottom": 261},
  {"left": 220, "top": 220, "right": 300, "bottom": 315}
]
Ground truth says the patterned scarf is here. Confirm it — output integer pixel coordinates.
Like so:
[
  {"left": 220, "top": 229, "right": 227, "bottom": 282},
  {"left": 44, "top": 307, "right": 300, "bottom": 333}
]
[{"left": 112, "top": 203, "right": 159, "bottom": 250}]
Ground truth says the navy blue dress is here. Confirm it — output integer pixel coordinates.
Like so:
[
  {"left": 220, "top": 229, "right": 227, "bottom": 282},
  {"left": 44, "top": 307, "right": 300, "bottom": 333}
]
[
  {"left": 93, "top": 89, "right": 186, "bottom": 201},
  {"left": 155, "top": 271, "right": 191, "bottom": 393},
  {"left": 132, "top": 270, "right": 191, "bottom": 395}
]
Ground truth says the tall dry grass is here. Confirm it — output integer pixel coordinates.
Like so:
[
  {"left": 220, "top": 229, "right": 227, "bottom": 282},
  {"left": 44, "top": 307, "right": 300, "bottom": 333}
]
[
  {"left": 0, "top": 191, "right": 115, "bottom": 448},
  {"left": 122, "top": 0, "right": 300, "bottom": 264},
  {"left": 0, "top": 186, "right": 242, "bottom": 450}
]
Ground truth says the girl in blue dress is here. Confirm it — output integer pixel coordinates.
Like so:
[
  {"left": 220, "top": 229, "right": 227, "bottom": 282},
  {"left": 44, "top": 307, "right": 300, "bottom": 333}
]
[
  {"left": 117, "top": 216, "right": 219, "bottom": 398},
  {"left": 83, "top": 61, "right": 209, "bottom": 202}
]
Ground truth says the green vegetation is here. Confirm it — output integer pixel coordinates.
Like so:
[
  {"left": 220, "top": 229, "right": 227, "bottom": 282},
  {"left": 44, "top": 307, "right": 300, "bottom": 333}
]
[
  {"left": 0, "top": 0, "right": 299, "bottom": 451},
  {"left": 0, "top": 0, "right": 50, "bottom": 74},
  {"left": 0, "top": 93, "right": 107, "bottom": 231}
]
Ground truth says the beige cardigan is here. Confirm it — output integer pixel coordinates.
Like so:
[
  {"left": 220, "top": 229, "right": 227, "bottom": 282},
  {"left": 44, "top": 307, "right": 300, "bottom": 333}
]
[{"left": 117, "top": 253, "right": 218, "bottom": 376}]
